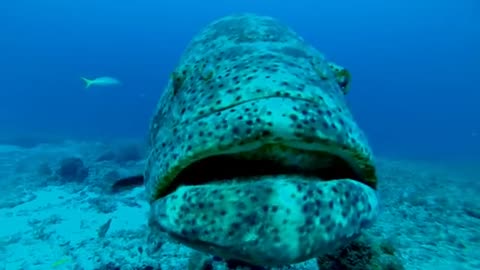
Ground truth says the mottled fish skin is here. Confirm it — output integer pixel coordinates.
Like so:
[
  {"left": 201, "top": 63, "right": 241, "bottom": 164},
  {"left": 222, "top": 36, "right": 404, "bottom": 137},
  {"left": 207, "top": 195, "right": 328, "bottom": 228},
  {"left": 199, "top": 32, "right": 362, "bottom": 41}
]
[{"left": 145, "top": 14, "right": 378, "bottom": 266}]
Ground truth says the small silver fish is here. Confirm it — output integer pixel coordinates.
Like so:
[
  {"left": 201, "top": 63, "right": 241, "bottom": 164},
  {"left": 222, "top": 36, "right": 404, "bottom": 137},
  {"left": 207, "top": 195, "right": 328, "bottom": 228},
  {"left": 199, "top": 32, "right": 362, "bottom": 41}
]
[{"left": 81, "top": 76, "right": 122, "bottom": 89}]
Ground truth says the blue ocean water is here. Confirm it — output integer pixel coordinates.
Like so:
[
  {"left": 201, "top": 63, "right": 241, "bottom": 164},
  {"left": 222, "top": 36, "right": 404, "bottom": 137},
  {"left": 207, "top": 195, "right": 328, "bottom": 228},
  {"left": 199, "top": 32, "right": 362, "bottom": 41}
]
[
  {"left": 0, "top": 0, "right": 479, "bottom": 269},
  {"left": 1, "top": 0, "right": 478, "bottom": 160}
]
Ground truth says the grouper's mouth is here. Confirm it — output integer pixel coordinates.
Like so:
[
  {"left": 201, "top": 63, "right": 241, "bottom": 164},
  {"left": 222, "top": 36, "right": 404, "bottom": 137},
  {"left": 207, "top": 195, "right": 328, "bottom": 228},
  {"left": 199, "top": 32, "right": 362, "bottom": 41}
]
[
  {"left": 147, "top": 97, "right": 379, "bottom": 266},
  {"left": 146, "top": 96, "right": 378, "bottom": 200},
  {"left": 158, "top": 143, "right": 370, "bottom": 196}
]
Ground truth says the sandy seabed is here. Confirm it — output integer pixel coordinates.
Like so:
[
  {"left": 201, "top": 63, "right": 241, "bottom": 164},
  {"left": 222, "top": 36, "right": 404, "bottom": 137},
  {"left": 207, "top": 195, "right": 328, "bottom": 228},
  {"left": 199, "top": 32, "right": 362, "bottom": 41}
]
[{"left": 0, "top": 140, "right": 478, "bottom": 270}]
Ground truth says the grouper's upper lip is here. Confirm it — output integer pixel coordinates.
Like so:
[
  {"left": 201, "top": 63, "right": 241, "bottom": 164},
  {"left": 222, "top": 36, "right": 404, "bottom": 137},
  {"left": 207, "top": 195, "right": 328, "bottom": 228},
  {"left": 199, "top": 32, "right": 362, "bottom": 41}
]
[
  {"left": 191, "top": 95, "right": 377, "bottom": 184},
  {"left": 188, "top": 95, "right": 333, "bottom": 122}
]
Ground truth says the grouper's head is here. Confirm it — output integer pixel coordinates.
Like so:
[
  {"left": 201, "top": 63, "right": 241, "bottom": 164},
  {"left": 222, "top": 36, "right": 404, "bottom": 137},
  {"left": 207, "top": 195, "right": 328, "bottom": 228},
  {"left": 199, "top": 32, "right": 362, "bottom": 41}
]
[{"left": 144, "top": 14, "right": 378, "bottom": 266}]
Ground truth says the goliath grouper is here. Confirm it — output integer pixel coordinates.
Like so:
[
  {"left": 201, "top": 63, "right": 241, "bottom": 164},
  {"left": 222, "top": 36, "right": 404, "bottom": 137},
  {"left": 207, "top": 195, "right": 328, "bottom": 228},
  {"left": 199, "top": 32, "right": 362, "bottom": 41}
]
[{"left": 121, "top": 14, "right": 379, "bottom": 267}]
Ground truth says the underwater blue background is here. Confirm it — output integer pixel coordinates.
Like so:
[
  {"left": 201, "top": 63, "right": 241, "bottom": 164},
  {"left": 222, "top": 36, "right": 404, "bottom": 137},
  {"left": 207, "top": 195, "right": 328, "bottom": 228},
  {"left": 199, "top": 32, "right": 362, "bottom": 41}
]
[{"left": 1, "top": 0, "right": 479, "bottom": 160}]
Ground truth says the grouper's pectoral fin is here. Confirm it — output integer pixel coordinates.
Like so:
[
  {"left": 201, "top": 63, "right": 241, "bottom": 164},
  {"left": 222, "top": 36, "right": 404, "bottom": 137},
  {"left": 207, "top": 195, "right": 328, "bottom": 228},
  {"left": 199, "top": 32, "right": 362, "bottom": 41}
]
[{"left": 111, "top": 175, "right": 144, "bottom": 193}]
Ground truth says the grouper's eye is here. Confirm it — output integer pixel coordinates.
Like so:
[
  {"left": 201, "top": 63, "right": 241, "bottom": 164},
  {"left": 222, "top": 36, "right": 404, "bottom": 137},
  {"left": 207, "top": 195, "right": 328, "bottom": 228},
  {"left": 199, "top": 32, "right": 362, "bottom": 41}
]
[{"left": 336, "top": 69, "right": 351, "bottom": 94}]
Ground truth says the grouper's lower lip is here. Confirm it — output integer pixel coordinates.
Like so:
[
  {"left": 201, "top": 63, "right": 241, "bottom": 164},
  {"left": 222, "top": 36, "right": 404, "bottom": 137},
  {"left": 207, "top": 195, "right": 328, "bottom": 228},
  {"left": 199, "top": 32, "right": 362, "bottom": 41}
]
[{"left": 149, "top": 175, "right": 378, "bottom": 266}]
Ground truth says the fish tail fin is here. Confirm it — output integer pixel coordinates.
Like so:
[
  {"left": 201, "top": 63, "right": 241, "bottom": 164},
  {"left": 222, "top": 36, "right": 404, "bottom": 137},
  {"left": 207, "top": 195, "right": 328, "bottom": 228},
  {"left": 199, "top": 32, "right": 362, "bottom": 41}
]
[{"left": 81, "top": 77, "right": 94, "bottom": 89}]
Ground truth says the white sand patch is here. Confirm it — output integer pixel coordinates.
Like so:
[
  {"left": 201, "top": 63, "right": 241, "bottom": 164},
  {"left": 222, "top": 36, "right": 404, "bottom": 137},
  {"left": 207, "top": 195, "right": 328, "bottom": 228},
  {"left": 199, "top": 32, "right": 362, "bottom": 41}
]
[{"left": 0, "top": 184, "right": 149, "bottom": 270}]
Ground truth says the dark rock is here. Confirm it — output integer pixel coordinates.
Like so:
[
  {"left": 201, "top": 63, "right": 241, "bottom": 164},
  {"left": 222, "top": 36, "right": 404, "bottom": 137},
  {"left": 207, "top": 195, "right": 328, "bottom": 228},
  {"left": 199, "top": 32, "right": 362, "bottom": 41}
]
[
  {"left": 56, "top": 157, "right": 89, "bottom": 182},
  {"left": 317, "top": 234, "right": 405, "bottom": 270},
  {"left": 463, "top": 202, "right": 480, "bottom": 219},
  {"left": 96, "top": 262, "right": 120, "bottom": 270},
  {"left": 225, "top": 259, "right": 266, "bottom": 270},
  {"left": 111, "top": 175, "right": 144, "bottom": 193}
]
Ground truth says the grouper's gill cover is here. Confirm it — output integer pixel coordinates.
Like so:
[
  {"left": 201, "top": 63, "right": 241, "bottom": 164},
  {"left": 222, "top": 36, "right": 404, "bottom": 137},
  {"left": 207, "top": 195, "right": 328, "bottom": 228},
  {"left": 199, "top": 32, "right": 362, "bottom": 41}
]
[{"left": 145, "top": 14, "right": 379, "bottom": 266}]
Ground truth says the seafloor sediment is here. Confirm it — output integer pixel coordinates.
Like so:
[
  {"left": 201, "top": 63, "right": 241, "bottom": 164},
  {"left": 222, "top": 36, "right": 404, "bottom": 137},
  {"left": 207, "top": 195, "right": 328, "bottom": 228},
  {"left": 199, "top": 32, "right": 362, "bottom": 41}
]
[{"left": 0, "top": 140, "right": 478, "bottom": 270}]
